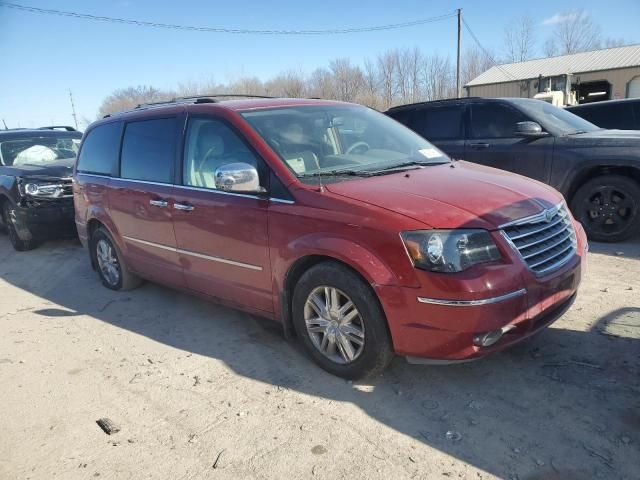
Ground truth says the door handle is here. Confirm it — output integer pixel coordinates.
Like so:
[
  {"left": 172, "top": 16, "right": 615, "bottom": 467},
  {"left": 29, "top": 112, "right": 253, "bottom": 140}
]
[
  {"left": 469, "top": 143, "right": 490, "bottom": 149},
  {"left": 149, "top": 199, "right": 168, "bottom": 208},
  {"left": 174, "top": 203, "right": 195, "bottom": 212}
]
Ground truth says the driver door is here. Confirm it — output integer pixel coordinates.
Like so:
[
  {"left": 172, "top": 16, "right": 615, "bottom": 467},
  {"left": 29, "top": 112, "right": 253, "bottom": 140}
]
[
  {"left": 171, "top": 116, "right": 273, "bottom": 314},
  {"left": 465, "top": 103, "right": 553, "bottom": 183}
]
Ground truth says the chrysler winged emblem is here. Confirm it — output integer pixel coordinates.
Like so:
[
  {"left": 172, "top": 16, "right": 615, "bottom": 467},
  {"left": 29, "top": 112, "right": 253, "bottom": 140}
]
[{"left": 545, "top": 208, "right": 555, "bottom": 222}]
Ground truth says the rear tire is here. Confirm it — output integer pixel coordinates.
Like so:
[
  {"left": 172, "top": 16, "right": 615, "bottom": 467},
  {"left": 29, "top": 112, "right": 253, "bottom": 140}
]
[
  {"left": 292, "top": 262, "right": 394, "bottom": 379},
  {"left": 2, "top": 202, "right": 38, "bottom": 251},
  {"left": 570, "top": 175, "right": 640, "bottom": 242},
  {"left": 90, "top": 227, "right": 142, "bottom": 291}
]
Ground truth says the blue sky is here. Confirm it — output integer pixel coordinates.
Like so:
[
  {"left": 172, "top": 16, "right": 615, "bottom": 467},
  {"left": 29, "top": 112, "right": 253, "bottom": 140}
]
[{"left": 1, "top": 0, "right": 639, "bottom": 129}]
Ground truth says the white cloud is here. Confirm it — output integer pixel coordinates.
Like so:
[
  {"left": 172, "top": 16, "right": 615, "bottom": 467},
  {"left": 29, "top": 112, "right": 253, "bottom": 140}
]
[{"left": 542, "top": 12, "right": 581, "bottom": 25}]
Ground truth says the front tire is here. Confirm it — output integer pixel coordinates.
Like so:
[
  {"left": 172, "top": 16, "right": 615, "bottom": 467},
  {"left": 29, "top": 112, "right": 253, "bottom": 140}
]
[
  {"left": 292, "top": 262, "right": 394, "bottom": 379},
  {"left": 2, "top": 202, "right": 38, "bottom": 251},
  {"left": 90, "top": 227, "right": 141, "bottom": 291},
  {"left": 570, "top": 175, "right": 640, "bottom": 242}
]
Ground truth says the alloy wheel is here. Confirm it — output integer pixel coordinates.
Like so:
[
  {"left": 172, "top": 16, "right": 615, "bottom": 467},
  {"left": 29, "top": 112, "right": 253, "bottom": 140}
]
[
  {"left": 303, "top": 286, "right": 365, "bottom": 364},
  {"left": 96, "top": 239, "right": 120, "bottom": 287},
  {"left": 583, "top": 185, "right": 634, "bottom": 236}
]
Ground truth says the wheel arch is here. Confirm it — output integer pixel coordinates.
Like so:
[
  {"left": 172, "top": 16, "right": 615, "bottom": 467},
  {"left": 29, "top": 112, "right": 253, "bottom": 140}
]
[
  {"left": 280, "top": 254, "right": 391, "bottom": 340},
  {"left": 566, "top": 164, "right": 640, "bottom": 203}
]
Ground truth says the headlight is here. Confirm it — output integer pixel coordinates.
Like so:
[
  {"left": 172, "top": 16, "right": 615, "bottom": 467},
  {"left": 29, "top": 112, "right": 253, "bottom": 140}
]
[
  {"left": 401, "top": 230, "right": 501, "bottom": 273},
  {"left": 20, "top": 182, "right": 66, "bottom": 198}
]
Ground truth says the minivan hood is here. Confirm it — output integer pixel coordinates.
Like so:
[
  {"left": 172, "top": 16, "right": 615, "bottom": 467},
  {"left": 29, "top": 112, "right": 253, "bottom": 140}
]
[
  {"left": 325, "top": 161, "right": 563, "bottom": 229},
  {"left": 0, "top": 157, "right": 75, "bottom": 179}
]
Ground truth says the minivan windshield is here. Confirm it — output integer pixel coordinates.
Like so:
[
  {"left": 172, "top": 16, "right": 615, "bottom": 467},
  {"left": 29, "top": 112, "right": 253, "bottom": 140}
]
[
  {"left": 510, "top": 99, "right": 601, "bottom": 135},
  {"left": 241, "top": 105, "right": 449, "bottom": 183}
]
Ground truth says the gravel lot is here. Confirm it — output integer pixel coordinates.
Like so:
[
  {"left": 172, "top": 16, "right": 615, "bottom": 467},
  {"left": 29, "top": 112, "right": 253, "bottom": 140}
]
[{"left": 0, "top": 235, "right": 638, "bottom": 480}]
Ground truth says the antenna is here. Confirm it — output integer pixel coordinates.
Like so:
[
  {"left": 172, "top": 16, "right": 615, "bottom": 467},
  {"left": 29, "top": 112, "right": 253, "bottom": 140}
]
[
  {"left": 1, "top": 119, "right": 7, "bottom": 130},
  {"left": 69, "top": 89, "right": 79, "bottom": 130}
]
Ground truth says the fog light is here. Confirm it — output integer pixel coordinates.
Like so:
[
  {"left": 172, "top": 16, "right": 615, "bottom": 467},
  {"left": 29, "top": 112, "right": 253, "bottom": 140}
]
[{"left": 473, "top": 325, "right": 516, "bottom": 347}]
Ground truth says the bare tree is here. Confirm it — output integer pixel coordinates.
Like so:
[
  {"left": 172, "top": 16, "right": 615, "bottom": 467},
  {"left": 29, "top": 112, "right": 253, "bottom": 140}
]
[
  {"left": 462, "top": 47, "right": 495, "bottom": 87},
  {"left": 504, "top": 14, "right": 536, "bottom": 62},
  {"left": 544, "top": 9, "right": 601, "bottom": 56},
  {"left": 97, "top": 85, "right": 171, "bottom": 117},
  {"left": 377, "top": 50, "right": 398, "bottom": 109},
  {"left": 422, "top": 54, "right": 455, "bottom": 100},
  {"left": 264, "top": 70, "right": 307, "bottom": 98},
  {"left": 329, "top": 58, "right": 364, "bottom": 102},
  {"left": 395, "top": 47, "right": 423, "bottom": 103},
  {"left": 308, "top": 67, "right": 336, "bottom": 99}
]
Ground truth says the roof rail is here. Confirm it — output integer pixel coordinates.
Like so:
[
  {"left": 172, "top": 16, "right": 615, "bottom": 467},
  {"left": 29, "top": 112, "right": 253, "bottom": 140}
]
[
  {"left": 38, "top": 125, "right": 77, "bottom": 131},
  {"left": 133, "top": 93, "right": 276, "bottom": 110},
  {"left": 102, "top": 94, "right": 281, "bottom": 119}
]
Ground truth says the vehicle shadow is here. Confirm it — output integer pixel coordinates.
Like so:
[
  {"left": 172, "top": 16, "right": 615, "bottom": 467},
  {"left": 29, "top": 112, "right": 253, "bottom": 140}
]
[
  {"left": 588, "top": 238, "right": 640, "bottom": 260},
  {"left": 1, "top": 237, "right": 637, "bottom": 479}
]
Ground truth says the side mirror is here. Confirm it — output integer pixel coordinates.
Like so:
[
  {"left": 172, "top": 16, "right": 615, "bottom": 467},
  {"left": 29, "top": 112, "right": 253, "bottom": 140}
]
[
  {"left": 515, "top": 121, "right": 548, "bottom": 138},
  {"left": 214, "top": 163, "right": 265, "bottom": 194}
]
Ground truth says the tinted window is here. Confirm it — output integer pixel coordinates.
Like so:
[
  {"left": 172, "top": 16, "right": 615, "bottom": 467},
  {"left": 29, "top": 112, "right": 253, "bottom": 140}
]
[
  {"left": 412, "top": 106, "right": 464, "bottom": 140},
  {"left": 77, "top": 122, "right": 122, "bottom": 175},
  {"left": 183, "top": 118, "right": 263, "bottom": 190},
  {"left": 121, "top": 118, "right": 176, "bottom": 183},
  {"left": 470, "top": 104, "right": 527, "bottom": 139},
  {"left": 572, "top": 103, "right": 636, "bottom": 129}
]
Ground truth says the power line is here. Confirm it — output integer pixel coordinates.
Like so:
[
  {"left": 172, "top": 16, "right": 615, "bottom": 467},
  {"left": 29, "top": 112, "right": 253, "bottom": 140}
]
[
  {"left": 461, "top": 17, "right": 518, "bottom": 81},
  {"left": 0, "top": 2, "right": 457, "bottom": 35}
]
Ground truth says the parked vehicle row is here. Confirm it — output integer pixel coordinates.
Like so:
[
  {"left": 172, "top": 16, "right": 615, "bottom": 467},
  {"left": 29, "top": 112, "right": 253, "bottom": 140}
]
[
  {"left": 68, "top": 96, "right": 587, "bottom": 379},
  {"left": 0, "top": 126, "right": 82, "bottom": 250},
  {"left": 386, "top": 97, "right": 640, "bottom": 242}
]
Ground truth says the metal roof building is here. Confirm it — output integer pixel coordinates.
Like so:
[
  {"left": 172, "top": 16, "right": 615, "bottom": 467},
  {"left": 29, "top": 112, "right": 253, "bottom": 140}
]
[{"left": 465, "top": 44, "right": 640, "bottom": 104}]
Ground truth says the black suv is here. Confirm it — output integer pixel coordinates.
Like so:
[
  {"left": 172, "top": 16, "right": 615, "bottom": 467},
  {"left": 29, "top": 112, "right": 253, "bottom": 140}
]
[
  {"left": 566, "top": 98, "right": 640, "bottom": 130},
  {"left": 0, "top": 127, "right": 82, "bottom": 250},
  {"left": 386, "top": 98, "right": 640, "bottom": 242}
]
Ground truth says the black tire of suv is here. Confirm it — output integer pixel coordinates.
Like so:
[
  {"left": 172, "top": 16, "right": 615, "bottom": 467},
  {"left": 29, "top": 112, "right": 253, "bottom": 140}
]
[
  {"left": 2, "top": 202, "right": 38, "bottom": 251},
  {"left": 91, "top": 227, "right": 142, "bottom": 291},
  {"left": 292, "top": 262, "right": 394, "bottom": 379},
  {"left": 570, "top": 175, "right": 640, "bottom": 242}
]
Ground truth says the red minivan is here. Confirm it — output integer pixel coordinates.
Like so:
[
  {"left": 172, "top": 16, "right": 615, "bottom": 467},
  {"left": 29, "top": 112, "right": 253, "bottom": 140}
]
[{"left": 73, "top": 97, "right": 587, "bottom": 379}]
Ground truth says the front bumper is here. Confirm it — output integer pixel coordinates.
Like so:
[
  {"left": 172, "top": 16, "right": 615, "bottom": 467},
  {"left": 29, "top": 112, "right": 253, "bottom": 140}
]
[
  {"left": 376, "top": 223, "right": 587, "bottom": 361},
  {"left": 14, "top": 198, "right": 76, "bottom": 239}
]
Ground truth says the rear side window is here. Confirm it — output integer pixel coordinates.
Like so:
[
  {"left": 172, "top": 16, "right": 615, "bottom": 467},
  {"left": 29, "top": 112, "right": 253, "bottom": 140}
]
[
  {"left": 121, "top": 118, "right": 176, "bottom": 183},
  {"left": 470, "top": 103, "right": 527, "bottom": 139},
  {"left": 77, "top": 122, "right": 122, "bottom": 176},
  {"left": 572, "top": 104, "right": 636, "bottom": 129},
  {"left": 411, "top": 106, "right": 464, "bottom": 140}
]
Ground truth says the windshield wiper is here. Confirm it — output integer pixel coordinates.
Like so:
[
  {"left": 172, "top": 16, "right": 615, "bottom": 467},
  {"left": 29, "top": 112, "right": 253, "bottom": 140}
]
[
  {"left": 565, "top": 130, "right": 589, "bottom": 136},
  {"left": 297, "top": 169, "right": 372, "bottom": 178},
  {"left": 366, "top": 160, "right": 446, "bottom": 175}
]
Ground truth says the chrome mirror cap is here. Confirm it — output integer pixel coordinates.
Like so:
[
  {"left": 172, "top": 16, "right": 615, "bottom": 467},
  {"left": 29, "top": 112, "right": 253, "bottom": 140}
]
[{"left": 214, "top": 162, "right": 263, "bottom": 193}]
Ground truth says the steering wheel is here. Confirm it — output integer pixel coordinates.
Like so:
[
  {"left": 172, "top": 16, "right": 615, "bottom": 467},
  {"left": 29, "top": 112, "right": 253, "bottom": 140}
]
[{"left": 346, "top": 141, "right": 370, "bottom": 155}]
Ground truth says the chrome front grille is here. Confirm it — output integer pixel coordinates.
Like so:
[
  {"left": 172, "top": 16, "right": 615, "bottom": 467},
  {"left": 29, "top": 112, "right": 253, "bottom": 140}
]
[{"left": 501, "top": 203, "right": 577, "bottom": 275}]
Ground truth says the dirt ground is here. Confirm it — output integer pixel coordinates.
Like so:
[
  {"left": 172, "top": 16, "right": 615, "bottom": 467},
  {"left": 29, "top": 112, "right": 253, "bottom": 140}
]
[{"left": 0, "top": 235, "right": 638, "bottom": 480}]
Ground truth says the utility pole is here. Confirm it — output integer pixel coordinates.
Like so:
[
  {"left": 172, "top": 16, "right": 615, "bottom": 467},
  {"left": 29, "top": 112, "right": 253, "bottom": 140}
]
[
  {"left": 2, "top": 119, "right": 7, "bottom": 130},
  {"left": 69, "top": 89, "right": 79, "bottom": 130},
  {"left": 456, "top": 8, "right": 462, "bottom": 98}
]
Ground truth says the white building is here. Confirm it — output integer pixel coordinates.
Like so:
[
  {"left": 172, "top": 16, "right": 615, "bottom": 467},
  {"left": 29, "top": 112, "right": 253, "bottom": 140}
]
[{"left": 465, "top": 44, "right": 640, "bottom": 105}]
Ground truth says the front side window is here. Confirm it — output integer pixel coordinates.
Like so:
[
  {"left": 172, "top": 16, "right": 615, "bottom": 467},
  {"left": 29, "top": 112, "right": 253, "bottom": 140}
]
[
  {"left": 120, "top": 118, "right": 176, "bottom": 183},
  {"left": 77, "top": 122, "right": 121, "bottom": 175},
  {"left": 510, "top": 99, "right": 600, "bottom": 135},
  {"left": 183, "top": 118, "right": 262, "bottom": 190},
  {"left": 1, "top": 134, "right": 81, "bottom": 166},
  {"left": 241, "top": 105, "right": 448, "bottom": 184},
  {"left": 470, "top": 104, "right": 527, "bottom": 139}
]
